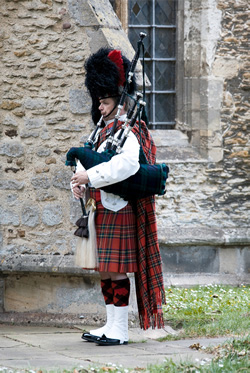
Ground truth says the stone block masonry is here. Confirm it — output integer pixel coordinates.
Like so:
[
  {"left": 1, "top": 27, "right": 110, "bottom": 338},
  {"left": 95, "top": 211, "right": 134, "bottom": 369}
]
[
  {"left": 159, "top": 0, "right": 250, "bottom": 284},
  {"left": 0, "top": 0, "right": 249, "bottom": 323},
  {"left": 0, "top": 0, "right": 134, "bottom": 258}
]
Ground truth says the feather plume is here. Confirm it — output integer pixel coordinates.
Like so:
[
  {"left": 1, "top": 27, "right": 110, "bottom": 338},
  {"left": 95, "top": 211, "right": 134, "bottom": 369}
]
[{"left": 108, "top": 50, "right": 126, "bottom": 86}]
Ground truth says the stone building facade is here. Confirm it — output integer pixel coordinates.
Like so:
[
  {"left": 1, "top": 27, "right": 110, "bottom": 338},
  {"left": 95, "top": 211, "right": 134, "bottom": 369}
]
[{"left": 0, "top": 0, "right": 249, "bottom": 323}]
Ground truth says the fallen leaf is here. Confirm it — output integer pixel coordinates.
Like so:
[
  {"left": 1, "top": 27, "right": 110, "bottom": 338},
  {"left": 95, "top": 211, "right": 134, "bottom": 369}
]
[{"left": 189, "top": 343, "right": 203, "bottom": 350}]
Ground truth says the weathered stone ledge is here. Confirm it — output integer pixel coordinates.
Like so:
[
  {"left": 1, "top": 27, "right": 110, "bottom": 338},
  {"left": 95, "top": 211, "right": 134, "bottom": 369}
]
[
  {"left": 0, "top": 254, "right": 97, "bottom": 276},
  {"left": 0, "top": 311, "right": 102, "bottom": 328},
  {"left": 164, "top": 273, "right": 250, "bottom": 287},
  {"left": 1, "top": 226, "right": 249, "bottom": 276},
  {"left": 158, "top": 227, "right": 250, "bottom": 246}
]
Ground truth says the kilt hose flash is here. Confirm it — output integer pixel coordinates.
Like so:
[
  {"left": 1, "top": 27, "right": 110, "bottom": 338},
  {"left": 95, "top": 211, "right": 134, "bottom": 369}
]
[{"left": 89, "top": 188, "right": 138, "bottom": 274}]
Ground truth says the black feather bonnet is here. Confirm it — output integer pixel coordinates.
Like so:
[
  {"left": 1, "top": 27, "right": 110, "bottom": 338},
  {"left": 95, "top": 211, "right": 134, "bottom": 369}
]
[{"left": 85, "top": 48, "right": 137, "bottom": 124}]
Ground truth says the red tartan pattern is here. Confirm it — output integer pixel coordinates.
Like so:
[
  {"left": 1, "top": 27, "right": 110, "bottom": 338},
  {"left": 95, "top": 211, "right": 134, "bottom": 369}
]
[
  {"left": 132, "top": 121, "right": 157, "bottom": 165},
  {"left": 112, "top": 278, "right": 130, "bottom": 306},
  {"left": 95, "top": 119, "right": 165, "bottom": 329},
  {"left": 135, "top": 196, "right": 165, "bottom": 329},
  {"left": 132, "top": 120, "right": 165, "bottom": 329},
  {"left": 96, "top": 120, "right": 124, "bottom": 148},
  {"left": 101, "top": 278, "right": 114, "bottom": 305},
  {"left": 89, "top": 188, "right": 138, "bottom": 274}
]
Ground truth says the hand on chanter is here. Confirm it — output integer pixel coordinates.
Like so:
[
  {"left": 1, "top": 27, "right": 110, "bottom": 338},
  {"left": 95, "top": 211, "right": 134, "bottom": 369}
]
[
  {"left": 71, "top": 171, "right": 89, "bottom": 200},
  {"left": 71, "top": 170, "right": 89, "bottom": 187},
  {"left": 72, "top": 184, "right": 85, "bottom": 200}
]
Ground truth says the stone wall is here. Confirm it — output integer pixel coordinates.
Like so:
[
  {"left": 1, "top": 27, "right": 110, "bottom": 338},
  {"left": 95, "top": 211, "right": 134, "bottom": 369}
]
[
  {"left": 0, "top": 0, "right": 249, "bottom": 322},
  {"left": 155, "top": 0, "right": 250, "bottom": 285},
  {"left": 1, "top": 0, "right": 90, "bottom": 260},
  {"left": 0, "top": 0, "right": 135, "bottom": 259}
]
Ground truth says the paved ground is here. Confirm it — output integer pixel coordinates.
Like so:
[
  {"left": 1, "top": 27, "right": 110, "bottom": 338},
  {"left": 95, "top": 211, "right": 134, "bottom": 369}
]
[{"left": 0, "top": 324, "right": 229, "bottom": 371}]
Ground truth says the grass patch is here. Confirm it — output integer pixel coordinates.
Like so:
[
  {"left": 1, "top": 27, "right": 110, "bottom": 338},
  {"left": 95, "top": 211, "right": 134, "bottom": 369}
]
[
  {"left": 141, "top": 335, "right": 250, "bottom": 372},
  {"left": 163, "top": 284, "right": 250, "bottom": 339},
  {"left": 78, "top": 286, "right": 250, "bottom": 373}
]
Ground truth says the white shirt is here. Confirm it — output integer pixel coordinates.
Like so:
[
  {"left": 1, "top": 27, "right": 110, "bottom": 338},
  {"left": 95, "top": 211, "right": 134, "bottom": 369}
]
[{"left": 87, "top": 115, "right": 140, "bottom": 211}]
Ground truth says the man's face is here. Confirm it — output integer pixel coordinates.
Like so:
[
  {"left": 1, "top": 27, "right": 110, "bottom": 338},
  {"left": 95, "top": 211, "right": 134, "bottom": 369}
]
[{"left": 98, "top": 97, "right": 117, "bottom": 121}]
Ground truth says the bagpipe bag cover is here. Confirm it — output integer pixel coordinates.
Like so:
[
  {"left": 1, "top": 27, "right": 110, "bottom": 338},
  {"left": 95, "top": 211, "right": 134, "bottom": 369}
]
[{"left": 66, "top": 146, "right": 169, "bottom": 200}]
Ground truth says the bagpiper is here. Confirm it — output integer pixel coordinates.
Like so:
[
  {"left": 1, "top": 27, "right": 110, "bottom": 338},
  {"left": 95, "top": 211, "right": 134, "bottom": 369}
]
[{"left": 71, "top": 46, "right": 166, "bottom": 346}]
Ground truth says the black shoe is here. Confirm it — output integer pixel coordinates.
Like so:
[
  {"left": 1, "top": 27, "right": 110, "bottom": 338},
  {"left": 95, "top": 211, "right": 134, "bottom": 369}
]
[
  {"left": 95, "top": 334, "right": 128, "bottom": 346},
  {"left": 81, "top": 332, "right": 101, "bottom": 342}
]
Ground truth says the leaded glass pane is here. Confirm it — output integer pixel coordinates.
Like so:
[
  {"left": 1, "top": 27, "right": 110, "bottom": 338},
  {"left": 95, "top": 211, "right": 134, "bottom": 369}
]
[
  {"left": 129, "top": 0, "right": 152, "bottom": 25},
  {"left": 128, "top": 27, "right": 152, "bottom": 58},
  {"left": 155, "top": 0, "right": 176, "bottom": 25},
  {"left": 155, "top": 62, "right": 175, "bottom": 90},
  {"left": 144, "top": 61, "right": 152, "bottom": 86},
  {"left": 155, "top": 29, "right": 175, "bottom": 58},
  {"left": 155, "top": 94, "right": 175, "bottom": 123}
]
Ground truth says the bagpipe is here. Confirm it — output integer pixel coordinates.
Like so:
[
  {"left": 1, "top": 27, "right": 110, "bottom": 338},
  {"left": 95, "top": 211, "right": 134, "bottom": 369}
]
[{"left": 66, "top": 33, "right": 169, "bottom": 201}]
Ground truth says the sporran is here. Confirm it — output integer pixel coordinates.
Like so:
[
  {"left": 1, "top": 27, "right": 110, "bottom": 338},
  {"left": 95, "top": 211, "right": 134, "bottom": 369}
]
[{"left": 75, "top": 198, "right": 99, "bottom": 269}]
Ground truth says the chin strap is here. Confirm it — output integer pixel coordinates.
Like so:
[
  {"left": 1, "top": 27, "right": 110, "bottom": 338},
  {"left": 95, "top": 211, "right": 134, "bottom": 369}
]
[{"left": 103, "top": 101, "right": 118, "bottom": 119}]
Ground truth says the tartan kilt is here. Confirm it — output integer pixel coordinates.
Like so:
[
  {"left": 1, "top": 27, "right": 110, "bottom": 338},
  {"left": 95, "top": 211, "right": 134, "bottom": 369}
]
[{"left": 89, "top": 188, "right": 138, "bottom": 273}]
